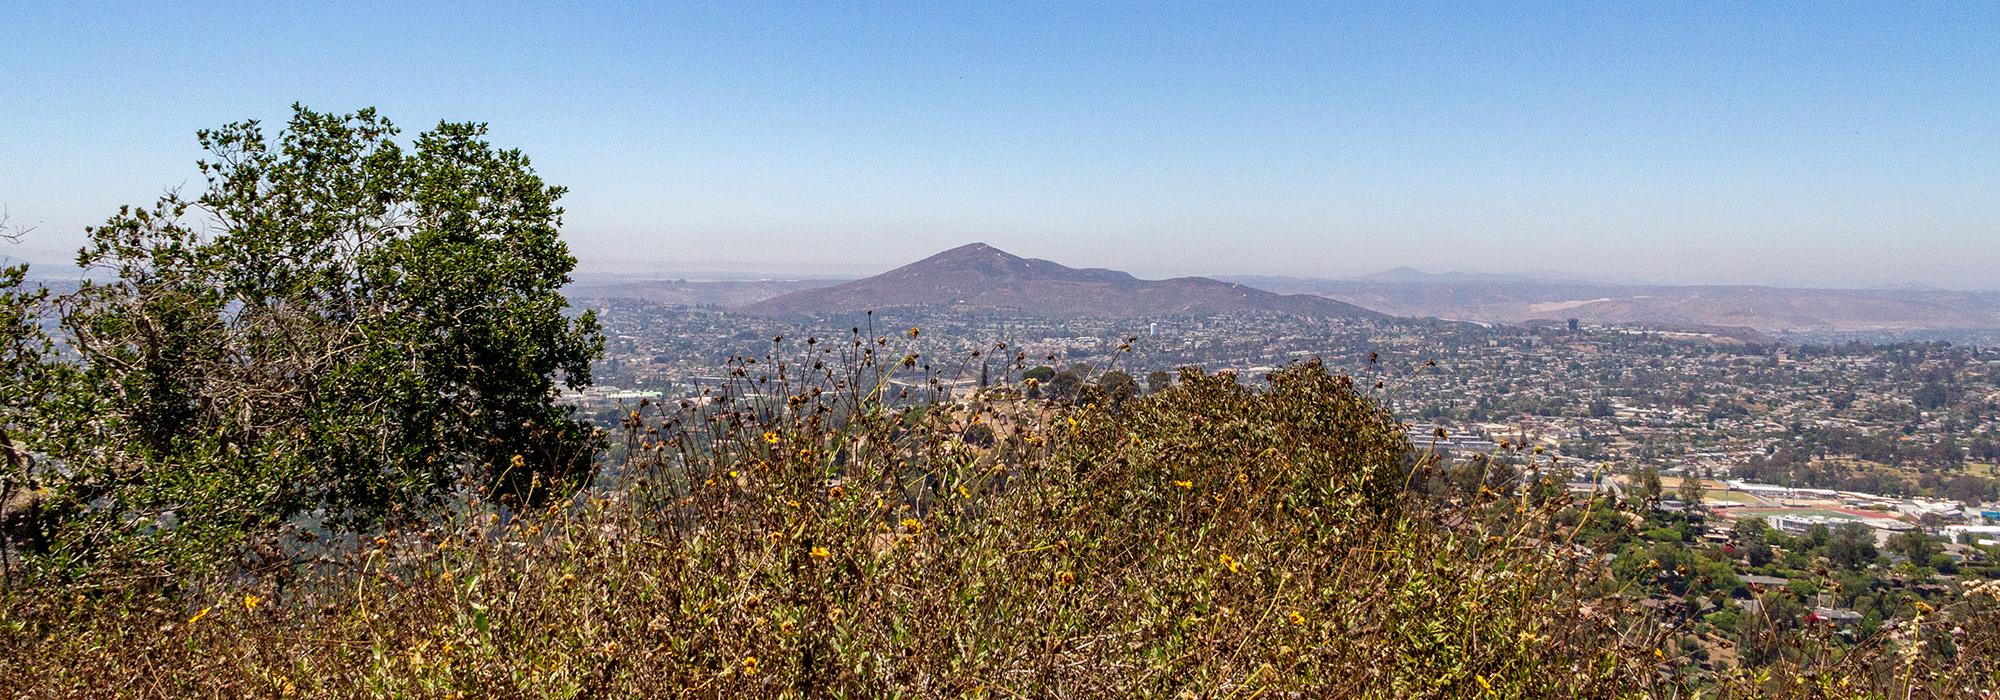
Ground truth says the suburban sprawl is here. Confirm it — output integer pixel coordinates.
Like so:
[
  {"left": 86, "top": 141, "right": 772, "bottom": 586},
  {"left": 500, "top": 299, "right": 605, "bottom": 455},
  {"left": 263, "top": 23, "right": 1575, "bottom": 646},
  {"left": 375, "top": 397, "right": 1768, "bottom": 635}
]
[{"left": 564, "top": 296, "right": 2000, "bottom": 672}]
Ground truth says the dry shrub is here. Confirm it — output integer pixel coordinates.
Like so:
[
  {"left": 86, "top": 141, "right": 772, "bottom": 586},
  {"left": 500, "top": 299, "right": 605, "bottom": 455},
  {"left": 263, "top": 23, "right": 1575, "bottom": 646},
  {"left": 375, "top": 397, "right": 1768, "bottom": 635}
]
[{"left": 3, "top": 351, "right": 1993, "bottom": 697}]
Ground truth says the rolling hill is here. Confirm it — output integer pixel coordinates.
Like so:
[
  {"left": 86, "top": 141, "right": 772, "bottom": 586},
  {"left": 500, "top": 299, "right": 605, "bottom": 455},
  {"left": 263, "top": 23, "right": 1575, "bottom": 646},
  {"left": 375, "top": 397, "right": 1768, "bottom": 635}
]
[
  {"left": 733, "top": 243, "right": 1385, "bottom": 319},
  {"left": 1226, "top": 274, "right": 2000, "bottom": 335},
  {"left": 566, "top": 277, "right": 837, "bottom": 308}
]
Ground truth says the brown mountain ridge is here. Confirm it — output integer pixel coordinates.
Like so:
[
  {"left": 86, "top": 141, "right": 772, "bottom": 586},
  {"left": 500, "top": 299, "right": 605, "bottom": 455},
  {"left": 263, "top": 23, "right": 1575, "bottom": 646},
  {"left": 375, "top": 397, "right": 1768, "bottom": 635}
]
[{"left": 733, "top": 243, "right": 1386, "bottom": 319}]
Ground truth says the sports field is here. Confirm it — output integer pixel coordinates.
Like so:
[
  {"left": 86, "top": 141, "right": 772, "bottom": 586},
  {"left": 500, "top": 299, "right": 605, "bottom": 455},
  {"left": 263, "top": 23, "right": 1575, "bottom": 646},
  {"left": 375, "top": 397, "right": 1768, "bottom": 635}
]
[
  {"left": 1729, "top": 506, "right": 1903, "bottom": 523},
  {"left": 1655, "top": 476, "right": 1768, "bottom": 505},
  {"left": 1700, "top": 490, "right": 1767, "bottom": 505}
]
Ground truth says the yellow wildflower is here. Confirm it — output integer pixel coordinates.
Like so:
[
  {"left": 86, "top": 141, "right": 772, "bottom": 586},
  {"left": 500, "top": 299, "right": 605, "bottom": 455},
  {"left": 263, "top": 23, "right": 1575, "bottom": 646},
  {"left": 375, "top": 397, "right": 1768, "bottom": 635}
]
[
  {"left": 1219, "top": 553, "right": 1242, "bottom": 574},
  {"left": 902, "top": 517, "right": 922, "bottom": 533},
  {"left": 1173, "top": 480, "right": 1193, "bottom": 490},
  {"left": 763, "top": 431, "right": 779, "bottom": 444},
  {"left": 1288, "top": 611, "right": 1305, "bottom": 626},
  {"left": 811, "top": 546, "right": 831, "bottom": 559},
  {"left": 743, "top": 656, "right": 759, "bottom": 675},
  {"left": 243, "top": 594, "right": 262, "bottom": 612}
]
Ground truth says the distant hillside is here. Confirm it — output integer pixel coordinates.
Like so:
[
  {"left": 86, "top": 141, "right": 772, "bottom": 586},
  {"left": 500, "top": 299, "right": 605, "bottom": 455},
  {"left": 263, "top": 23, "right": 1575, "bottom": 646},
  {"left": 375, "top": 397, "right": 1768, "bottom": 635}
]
[
  {"left": 566, "top": 278, "right": 838, "bottom": 307},
  {"left": 1229, "top": 276, "right": 2000, "bottom": 334},
  {"left": 1350, "top": 267, "right": 1587, "bottom": 284},
  {"left": 734, "top": 243, "right": 1385, "bottom": 319}
]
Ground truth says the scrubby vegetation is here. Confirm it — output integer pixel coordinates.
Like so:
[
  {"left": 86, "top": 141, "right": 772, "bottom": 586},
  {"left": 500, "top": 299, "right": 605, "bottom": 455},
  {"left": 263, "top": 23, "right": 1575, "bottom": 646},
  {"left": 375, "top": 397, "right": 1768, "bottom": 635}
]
[
  {"left": 9, "top": 108, "right": 2000, "bottom": 697},
  {"left": 3, "top": 350, "right": 1657, "bottom": 697},
  {"left": 9, "top": 349, "right": 2000, "bottom": 697}
]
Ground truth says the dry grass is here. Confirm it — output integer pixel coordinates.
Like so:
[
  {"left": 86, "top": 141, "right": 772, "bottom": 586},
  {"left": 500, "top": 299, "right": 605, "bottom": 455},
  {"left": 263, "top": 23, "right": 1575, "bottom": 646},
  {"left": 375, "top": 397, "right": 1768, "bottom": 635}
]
[{"left": 4, "top": 341, "right": 2000, "bottom": 697}]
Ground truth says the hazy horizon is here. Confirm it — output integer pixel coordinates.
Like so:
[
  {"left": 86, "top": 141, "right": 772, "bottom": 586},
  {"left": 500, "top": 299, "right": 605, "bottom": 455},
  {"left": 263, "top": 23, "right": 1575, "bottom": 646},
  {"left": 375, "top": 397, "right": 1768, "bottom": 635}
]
[
  {"left": 10, "top": 242, "right": 1985, "bottom": 293},
  {"left": 5, "top": 3, "right": 1998, "bottom": 290}
]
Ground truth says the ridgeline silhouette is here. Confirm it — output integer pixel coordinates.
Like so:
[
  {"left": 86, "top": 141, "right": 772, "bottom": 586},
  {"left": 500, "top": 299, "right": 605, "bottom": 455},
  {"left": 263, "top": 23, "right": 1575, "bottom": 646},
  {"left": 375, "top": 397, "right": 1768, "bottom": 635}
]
[{"left": 737, "top": 243, "right": 1386, "bottom": 319}]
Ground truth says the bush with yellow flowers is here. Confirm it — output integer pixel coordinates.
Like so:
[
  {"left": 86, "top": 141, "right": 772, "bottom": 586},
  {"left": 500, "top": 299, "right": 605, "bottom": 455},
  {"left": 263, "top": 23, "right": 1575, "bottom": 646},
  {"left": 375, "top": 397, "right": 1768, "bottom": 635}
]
[{"left": 5, "top": 344, "right": 1997, "bottom": 697}]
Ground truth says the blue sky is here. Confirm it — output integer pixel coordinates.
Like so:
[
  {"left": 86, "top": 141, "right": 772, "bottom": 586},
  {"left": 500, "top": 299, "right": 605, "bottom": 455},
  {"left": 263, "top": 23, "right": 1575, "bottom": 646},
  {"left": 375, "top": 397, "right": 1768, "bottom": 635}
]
[{"left": 3, "top": 2, "right": 1997, "bottom": 288}]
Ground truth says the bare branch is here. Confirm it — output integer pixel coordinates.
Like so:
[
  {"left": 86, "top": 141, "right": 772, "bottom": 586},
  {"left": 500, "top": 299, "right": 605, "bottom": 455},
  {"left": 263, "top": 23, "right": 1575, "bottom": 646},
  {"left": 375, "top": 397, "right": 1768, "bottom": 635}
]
[{"left": 0, "top": 207, "right": 31, "bottom": 245}]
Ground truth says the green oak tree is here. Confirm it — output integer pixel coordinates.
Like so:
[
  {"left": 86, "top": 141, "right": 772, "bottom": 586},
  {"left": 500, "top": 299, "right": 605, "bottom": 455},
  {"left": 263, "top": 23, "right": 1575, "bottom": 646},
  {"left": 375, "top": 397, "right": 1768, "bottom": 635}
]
[
  {"left": 0, "top": 214, "right": 60, "bottom": 580},
  {"left": 26, "top": 106, "right": 603, "bottom": 575}
]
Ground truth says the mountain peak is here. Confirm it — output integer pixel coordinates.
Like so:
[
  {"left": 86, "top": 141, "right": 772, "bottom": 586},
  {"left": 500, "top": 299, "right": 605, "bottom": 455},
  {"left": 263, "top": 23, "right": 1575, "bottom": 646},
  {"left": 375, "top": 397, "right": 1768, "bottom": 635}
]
[
  {"left": 936, "top": 242, "right": 1005, "bottom": 257},
  {"left": 734, "top": 244, "right": 1385, "bottom": 319},
  {"left": 915, "top": 242, "right": 1030, "bottom": 266},
  {"left": 887, "top": 242, "right": 1048, "bottom": 280}
]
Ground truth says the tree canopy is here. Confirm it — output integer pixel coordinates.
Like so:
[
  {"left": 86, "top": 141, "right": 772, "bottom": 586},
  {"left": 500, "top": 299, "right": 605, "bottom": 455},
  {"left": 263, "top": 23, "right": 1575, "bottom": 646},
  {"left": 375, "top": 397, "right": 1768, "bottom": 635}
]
[{"left": 4, "top": 106, "right": 603, "bottom": 576}]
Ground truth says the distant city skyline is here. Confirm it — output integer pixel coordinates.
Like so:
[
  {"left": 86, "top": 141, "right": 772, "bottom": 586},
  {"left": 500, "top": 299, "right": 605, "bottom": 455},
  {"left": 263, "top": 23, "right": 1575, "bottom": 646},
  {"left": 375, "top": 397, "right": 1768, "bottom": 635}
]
[{"left": 4, "top": 3, "right": 1998, "bottom": 290}]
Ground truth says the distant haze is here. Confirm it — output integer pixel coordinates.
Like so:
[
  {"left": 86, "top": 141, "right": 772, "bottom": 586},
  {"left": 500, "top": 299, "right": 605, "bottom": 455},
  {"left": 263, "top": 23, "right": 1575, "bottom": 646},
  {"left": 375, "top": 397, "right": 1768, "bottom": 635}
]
[
  {"left": 3, "top": 4, "right": 1997, "bottom": 290},
  {"left": 551, "top": 242, "right": 2000, "bottom": 339}
]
